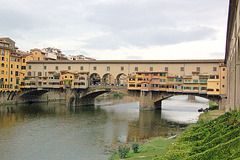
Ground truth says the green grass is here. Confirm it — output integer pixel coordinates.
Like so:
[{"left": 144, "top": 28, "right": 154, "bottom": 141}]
[{"left": 109, "top": 137, "right": 176, "bottom": 160}]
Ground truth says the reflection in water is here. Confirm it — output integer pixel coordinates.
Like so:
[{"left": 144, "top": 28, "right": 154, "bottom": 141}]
[{"left": 0, "top": 96, "right": 208, "bottom": 160}]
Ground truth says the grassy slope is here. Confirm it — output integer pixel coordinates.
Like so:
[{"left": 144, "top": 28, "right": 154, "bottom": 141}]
[
  {"left": 157, "top": 110, "right": 240, "bottom": 160},
  {"left": 110, "top": 137, "right": 176, "bottom": 160}
]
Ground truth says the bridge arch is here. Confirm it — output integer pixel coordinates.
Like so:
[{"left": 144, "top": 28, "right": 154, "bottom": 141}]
[
  {"left": 116, "top": 73, "right": 127, "bottom": 86},
  {"left": 102, "top": 73, "right": 115, "bottom": 85},
  {"left": 90, "top": 73, "right": 101, "bottom": 85}
]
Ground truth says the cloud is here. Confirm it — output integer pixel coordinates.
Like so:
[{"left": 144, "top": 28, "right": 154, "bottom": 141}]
[{"left": 0, "top": 0, "right": 228, "bottom": 60}]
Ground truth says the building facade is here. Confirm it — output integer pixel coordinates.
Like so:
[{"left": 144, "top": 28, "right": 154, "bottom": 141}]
[
  {"left": 0, "top": 40, "right": 11, "bottom": 91},
  {"left": 225, "top": 0, "right": 240, "bottom": 110},
  {"left": 25, "top": 60, "right": 224, "bottom": 92}
]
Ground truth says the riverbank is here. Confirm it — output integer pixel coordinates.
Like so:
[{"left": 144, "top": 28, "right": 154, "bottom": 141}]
[
  {"left": 109, "top": 109, "right": 228, "bottom": 160},
  {"left": 160, "top": 109, "right": 239, "bottom": 159},
  {"left": 109, "top": 137, "right": 177, "bottom": 160}
]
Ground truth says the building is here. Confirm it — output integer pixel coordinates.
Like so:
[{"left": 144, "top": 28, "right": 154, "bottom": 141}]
[
  {"left": 42, "top": 47, "right": 67, "bottom": 60},
  {"left": 0, "top": 38, "right": 32, "bottom": 92},
  {"left": 26, "top": 60, "right": 224, "bottom": 93},
  {"left": 0, "top": 40, "right": 11, "bottom": 91},
  {"left": 68, "top": 54, "right": 96, "bottom": 61},
  {"left": 127, "top": 64, "right": 225, "bottom": 96},
  {"left": 225, "top": 0, "right": 240, "bottom": 110}
]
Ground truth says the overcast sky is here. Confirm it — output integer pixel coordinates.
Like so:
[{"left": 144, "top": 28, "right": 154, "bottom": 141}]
[{"left": 0, "top": 0, "right": 229, "bottom": 60}]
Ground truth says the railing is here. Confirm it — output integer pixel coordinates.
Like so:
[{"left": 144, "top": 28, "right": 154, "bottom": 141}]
[{"left": 89, "top": 84, "right": 127, "bottom": 89}]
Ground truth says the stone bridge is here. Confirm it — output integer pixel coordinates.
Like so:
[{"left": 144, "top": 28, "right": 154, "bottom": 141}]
[
  {"left": 1, "top": 86, "right": 224, "bottom": 111},
  {"left": 66, "top": 85, "right": 224, "bottom": 110}
]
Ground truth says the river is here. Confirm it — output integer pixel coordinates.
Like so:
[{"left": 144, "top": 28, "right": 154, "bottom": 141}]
[{"left": 0, "top": 95, "right": 208, "bottom": 160}]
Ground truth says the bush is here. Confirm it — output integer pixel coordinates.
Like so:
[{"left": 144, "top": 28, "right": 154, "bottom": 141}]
[
  {"left": 118, "top": 145, "right": 130, "bottom": 159},
  {"left": 161, "top": 110, "right": 240, "bottom": 160},
  {"left": 132, "top": 142, "right": 139, "bottom": 153}
]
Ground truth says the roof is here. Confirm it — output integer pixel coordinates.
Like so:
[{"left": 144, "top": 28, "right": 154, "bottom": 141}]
[{"left": 27, "top": 59, "right": 224, "bottom": 64}]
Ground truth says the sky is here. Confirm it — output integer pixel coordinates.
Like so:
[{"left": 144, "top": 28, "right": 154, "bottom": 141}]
[{"left": 0, "top": 0, "right": 229, "bottom": 60}]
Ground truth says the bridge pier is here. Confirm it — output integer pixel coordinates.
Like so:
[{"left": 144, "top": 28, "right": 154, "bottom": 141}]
[
  {"left": 188, "top": 95, "right": 195, "bottom": 101},
  {"left": 139, "top": 91, "right": 155, "bottom": 110}
]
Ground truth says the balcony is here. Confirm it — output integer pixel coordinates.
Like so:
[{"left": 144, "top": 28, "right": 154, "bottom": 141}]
[
  {"left": 199, "top": 75, "right": 209, "bottom": 79},
  {"left": 183, "top": 75, "right": 192, "bottom": 79}
]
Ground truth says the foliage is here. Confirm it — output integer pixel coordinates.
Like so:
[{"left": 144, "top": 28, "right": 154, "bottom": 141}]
[
  {"left": 209, "top": 101, "right": 219, "bottom": 110},
  {"left": 118, "top": 145, "right": 130, "bottom": 159},
  {"left": 132, "top": 142, "right": 139, "bottom": 153},
  {"left": 159, "top": 110, "right": 240, "bottom": 160},
  {"left": 113, "top": 93, "right": 122, "bottom": 98}
]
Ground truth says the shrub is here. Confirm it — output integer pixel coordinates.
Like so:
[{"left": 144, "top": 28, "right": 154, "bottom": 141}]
[
  {"left": 118, "top": 145, "right": 130, "bottom": 159},
  {"left": 132, "top": 142, "right": 139, "bottom": 153}
]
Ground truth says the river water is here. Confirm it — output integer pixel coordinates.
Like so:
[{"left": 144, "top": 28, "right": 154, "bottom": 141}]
[{"left": 0, "top": 95, "right": 208, "bottom": 160}]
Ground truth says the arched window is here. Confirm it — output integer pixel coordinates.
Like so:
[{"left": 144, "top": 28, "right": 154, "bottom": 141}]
[
  {"left": 1, "top": 63, "right": 4, "bottom": 67},
  {"left": 1, "top": 70, "right": 4, "bottom": 74}
]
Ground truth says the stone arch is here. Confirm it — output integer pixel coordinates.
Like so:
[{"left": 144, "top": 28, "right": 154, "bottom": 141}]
[
  {"left": 90, "top": 73, "right": 101, "bottom": 85},
  {"left": 102, "top": 73, "right": 115, "bottom": 85},
  {"left": 116, "top": 73, "right": 127, "bottom": 86}
]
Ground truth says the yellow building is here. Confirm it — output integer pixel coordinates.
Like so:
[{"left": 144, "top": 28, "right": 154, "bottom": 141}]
[
  {"left": 9, "top": 54, "right": 22, "bottom": 91},
  {"left": 0, "top": 40, "right": 10, "bottom": 92},
  {"left": 30, "top": 49, "right": 46, "bottom": 61}
]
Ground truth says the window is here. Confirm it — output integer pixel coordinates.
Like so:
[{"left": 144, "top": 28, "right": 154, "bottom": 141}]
[
  {"left": 11, "top": 78, "right": 12, "bottom": 82},
  {"left": 209, "top": 75, "right": 215, "bottom": 79},
  {"left": 223, "top": 68, "right": 225, "bottom": 71},
  {"left": 23, "top": 59, "right": 25, "bottom": 63},
  {"left": 93, "top": 66, "right": 97, "bottom": 70},
  {"left": 150, "top": 67, "right": 153, "bottom": 71},
  {"left": 135, "top": 67, "right": 138, "bottom": 71},
  {"left": 29, "top": 65, "right": 31, "bottom": 69},
  {"left": 1, "top": 63, "right": 4, "bottom": 67},
  {"left": 38, "top": 57, "right": 40, "bottom": 60},
  {"left": 181, "top": 67, "right": 184, "bottom": 71},
  {"left": 1, "top": 57, "right": 4, "bottom": 61},
  {"left": 2, "top": 50, "right": 5, "bottom": 55},
  {"left": 222, "top": 85, "right": 225, "bottom": 88},
  {"left": 121, "top": 66, "right": 124, "bottom": 71},
  {"left": 196, "top": 67, "right": 200, "bottom": 72},
  {"left": 17, "top": 65, "right": 19, "bottom": 69},
  {"left": 216, "top": 75, "right": 219, "bottom": 79},
  {"left": 56, "top": 66, "right": 58, "bottom": 70},
  {"left": 27, "top": 72, "right": 31, "bottom": 76},
  {"left": 145, "top": 73, "right": 149, "bottom": 76},
  {"left": 38, "top": 72, "right": 42, "bottom": 76},
  {"left": 11, "top": 71, "right": 13, "bottom": 75},
  {"left": 223, "top": 76, "right": 225, "bottom": 79},
  {"left": 213, "top": 67, "right": 217, "bottom": 71},
  {"left": 68, "top": 66, "right": 71, "bottom": 70},
  {"left": 21, "top": 66, "right": 26, "bottom": 70},
  {"left": 193, "top": 80, "right": 198, "bottom": 83},
  {"left": 44, "top": 66, "right": 47, "bottom": 70},
  {"left": 165, "top": 67, "right": 168, "bottom": 72},
  {"left": 107, "top": 66, "right": 110, "bottom": 71},
  {"left": 80, "top": 66, "right": 84, "bottom": 70}
]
